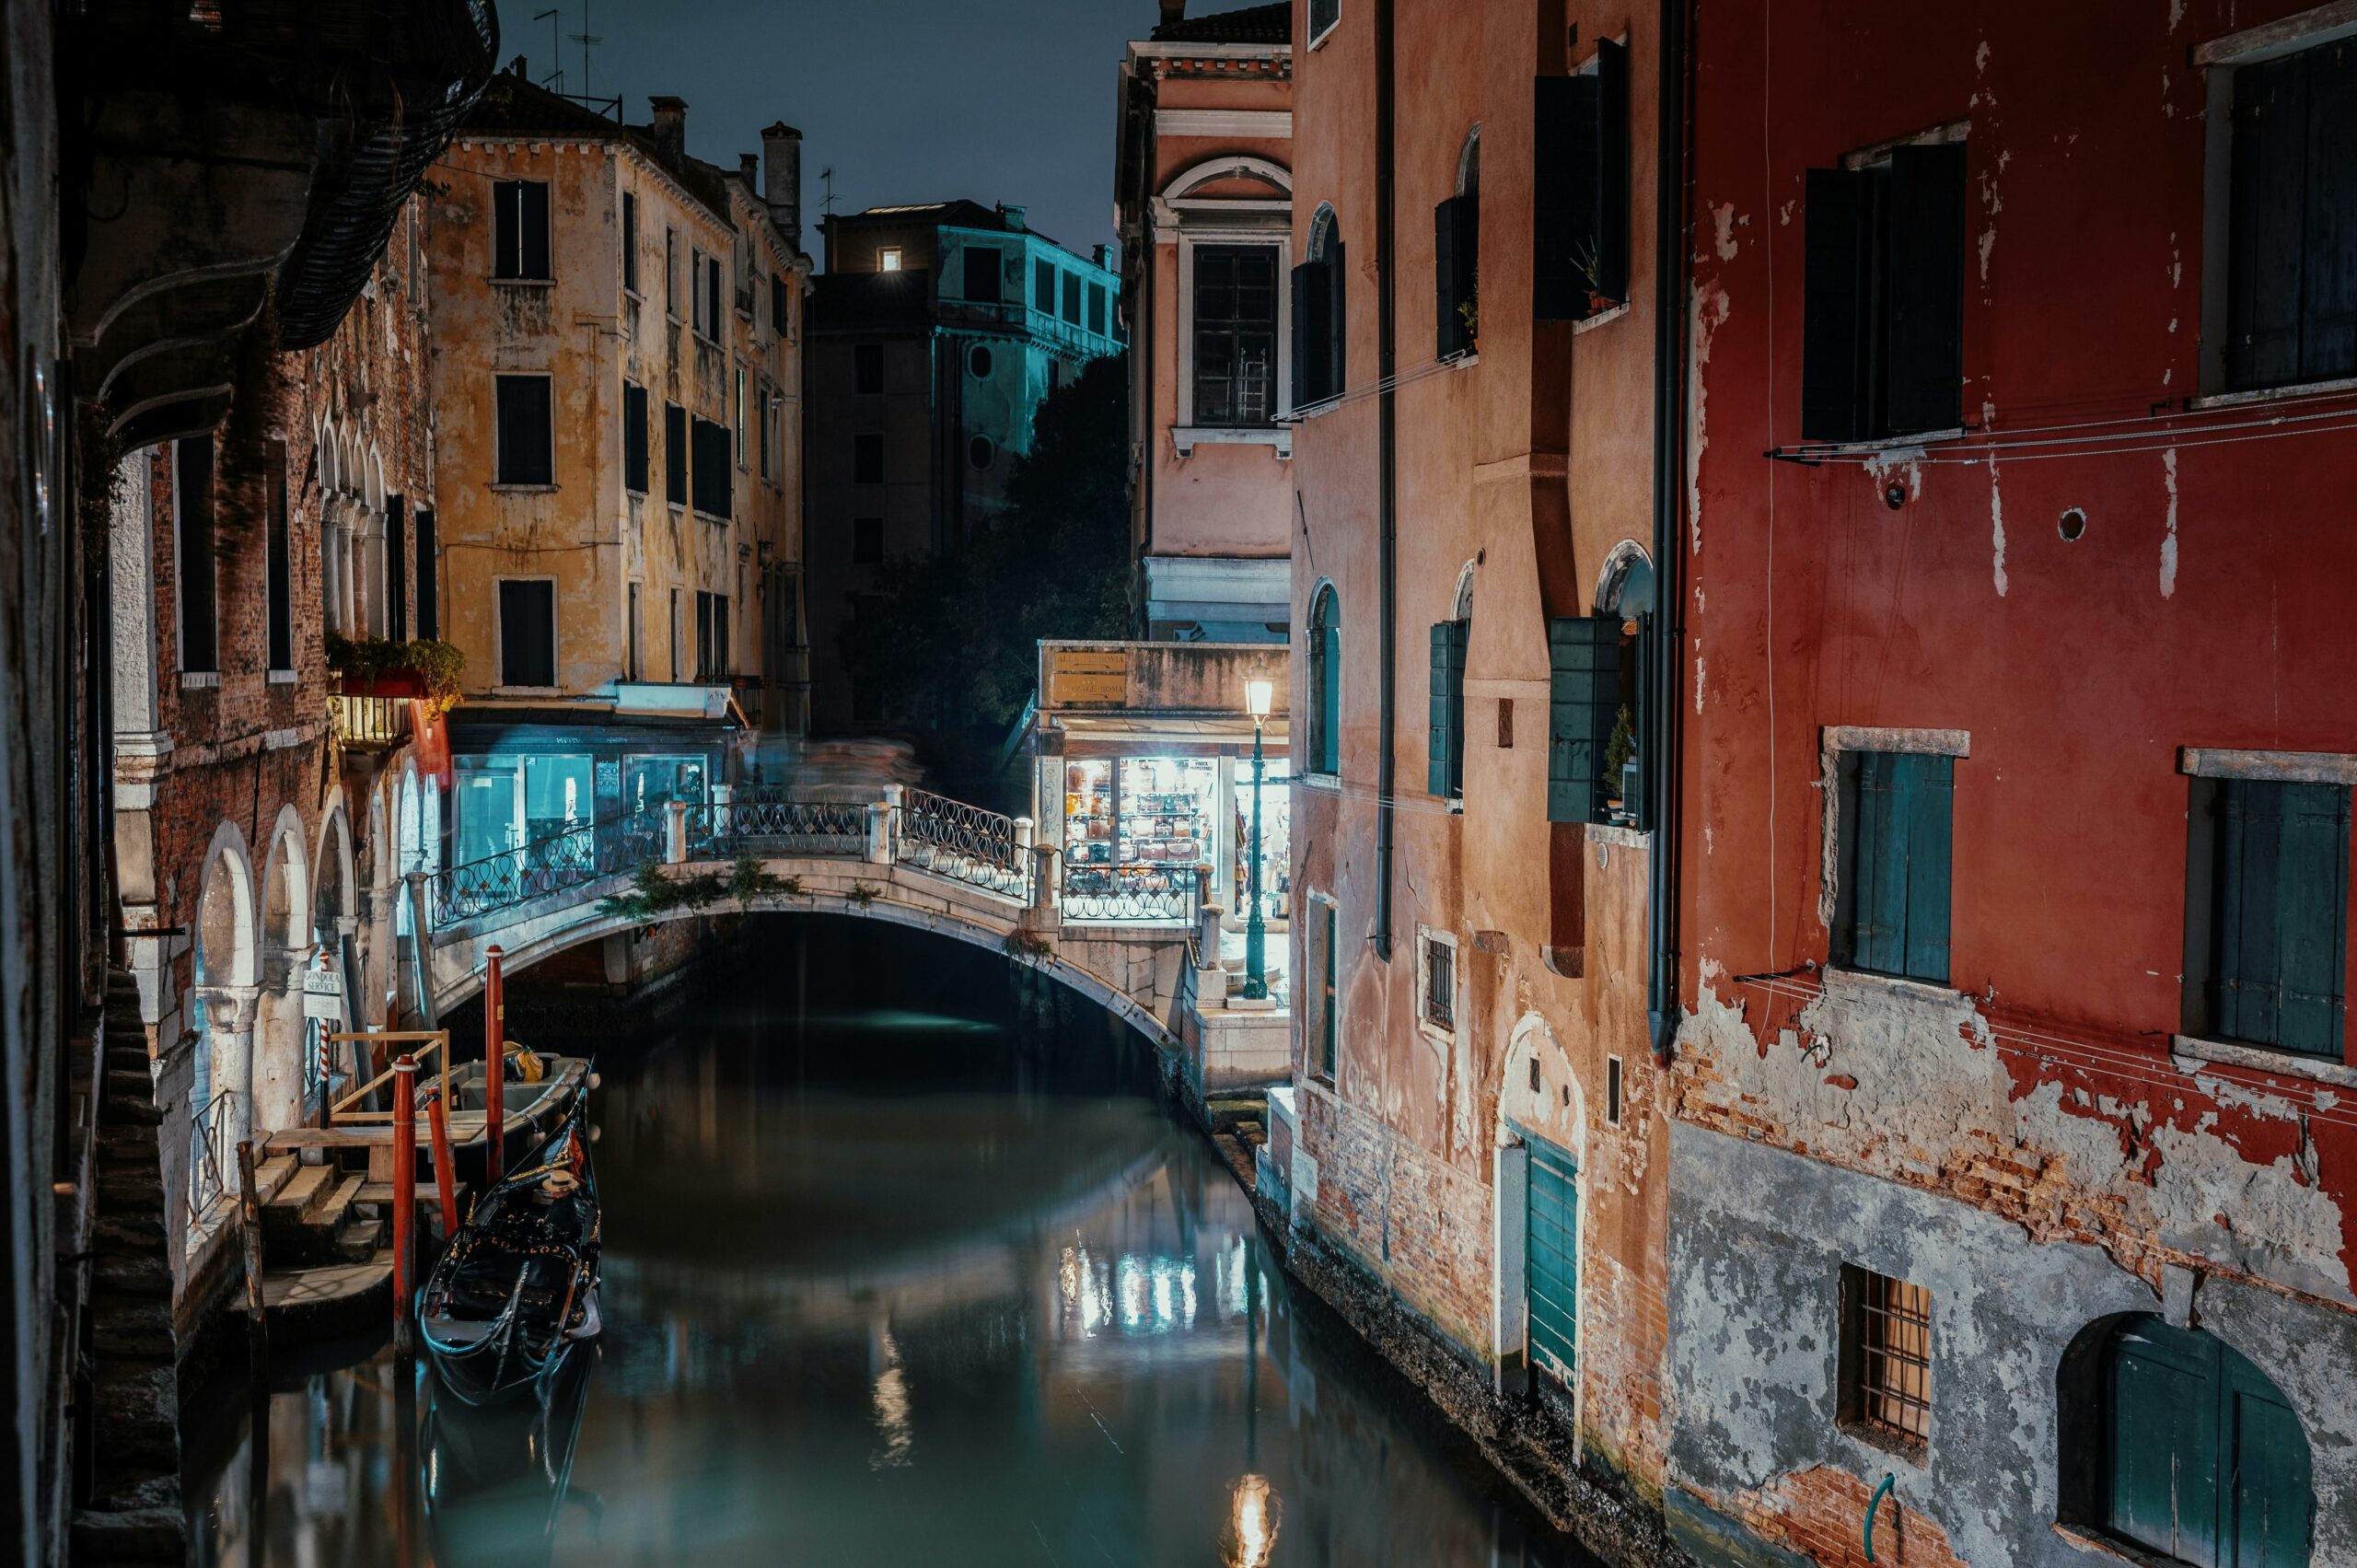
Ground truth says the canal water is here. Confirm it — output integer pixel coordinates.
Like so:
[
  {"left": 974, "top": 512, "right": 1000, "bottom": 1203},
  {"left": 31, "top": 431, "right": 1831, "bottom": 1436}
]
[{"left": 192, "top": 916, "right": 1590, "bottom": 1567}]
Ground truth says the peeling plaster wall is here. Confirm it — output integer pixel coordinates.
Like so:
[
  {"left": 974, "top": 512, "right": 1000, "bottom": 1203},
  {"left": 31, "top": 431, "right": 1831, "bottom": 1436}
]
[{"left": 1666, "top": 1125, "right": 2357, "bottom": 1568}]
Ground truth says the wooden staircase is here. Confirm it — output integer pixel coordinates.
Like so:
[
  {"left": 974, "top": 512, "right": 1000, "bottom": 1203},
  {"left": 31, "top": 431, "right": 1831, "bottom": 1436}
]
[{"left": 70, "top": 968, "right": 187, "bottom": 1566}]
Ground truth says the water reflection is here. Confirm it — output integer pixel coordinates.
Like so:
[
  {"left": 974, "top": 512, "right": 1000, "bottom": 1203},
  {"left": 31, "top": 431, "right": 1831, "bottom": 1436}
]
[{"left": 192, "top": 918, "right": 1590, "bottom": 1566}]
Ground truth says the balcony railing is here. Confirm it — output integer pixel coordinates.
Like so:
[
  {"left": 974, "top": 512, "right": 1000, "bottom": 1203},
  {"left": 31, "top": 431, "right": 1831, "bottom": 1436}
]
[
  {"left": 430, "top": 810, "right": 665, "bottom": 925},
  {"left": 329, "top": 692, "right": 412, "bottom": 749},
  {"left": 701, "top": 790, "right": 868, "bottom": 857}
]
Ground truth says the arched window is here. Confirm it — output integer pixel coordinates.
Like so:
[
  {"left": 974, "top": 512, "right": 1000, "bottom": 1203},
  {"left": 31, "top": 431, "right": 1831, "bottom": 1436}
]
[
  {"left": 1307, "top": 583, "right": 1341, "bottom": 776},
  {"left": 2060, "top": 1315, "right": 2313, "bottom": 1567},
  {"left": 1429, "top": 563, "right": 1474, "bottom": 799},
  {"left": 1437, "top": 129, "right": 1481, "bottom": 359}
]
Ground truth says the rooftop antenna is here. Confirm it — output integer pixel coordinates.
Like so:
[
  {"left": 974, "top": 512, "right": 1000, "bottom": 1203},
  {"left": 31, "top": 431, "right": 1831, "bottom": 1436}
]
[
  {"left": 571, "top": 0, "right": 603, "bottom": 110},
  {"left": 534, "top": 7, "right": 563, "bottom": 93},
  {"left": 821, "top": 167, "right": 837, "bottom": 216}
]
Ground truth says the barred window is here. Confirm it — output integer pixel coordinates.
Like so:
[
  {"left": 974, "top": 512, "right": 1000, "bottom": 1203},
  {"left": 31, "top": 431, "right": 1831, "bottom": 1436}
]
[{"left": 1843, "top": 1266, "right": 1932, "bottom": 1446}]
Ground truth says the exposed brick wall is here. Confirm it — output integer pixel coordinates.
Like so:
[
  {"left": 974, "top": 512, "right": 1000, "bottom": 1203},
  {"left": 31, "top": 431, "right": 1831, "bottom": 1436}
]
[{"left": 1700, "top": 1467, "right": 1968, "bottom": 1568}]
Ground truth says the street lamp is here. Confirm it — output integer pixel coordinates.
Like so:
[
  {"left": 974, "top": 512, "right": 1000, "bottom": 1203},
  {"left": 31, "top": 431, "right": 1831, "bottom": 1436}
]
[{"left": 1242, "top": 677, "right": 1274, "bottom": 1002}]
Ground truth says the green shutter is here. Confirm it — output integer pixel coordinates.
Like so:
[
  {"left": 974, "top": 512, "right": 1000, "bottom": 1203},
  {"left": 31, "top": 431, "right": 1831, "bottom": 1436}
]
[
  {"left": 1320, "top": 900, "right": 1339, "bottom": 1079},
  {"left": 1842, "top": 751, "right": 1953, "bottom": 983},
  {"left": 1547, "top": 618, "right": 1619, "bottom": 822},
  {"left": 2227, "top": 1369, "right": 2314, "bottom": 1568},
  {"left": 1525, "top": 1135, "right": 1578, "bottom": 1385},
  {"left": 1901, "top": 753, "right": 1955, "bottom": 983},
  {"left": 1428, "top": 620, "right": 1468, "bottom": 797},
  {"left": 2109, "top": 1323, "right": 2223, "bottom": 1567},
  {"left": 1314, "top": 597, "right": 1342, "bottom": 775},
  {"left": 2215, "top": 780, "right": 2348, "bottom": 1056}
]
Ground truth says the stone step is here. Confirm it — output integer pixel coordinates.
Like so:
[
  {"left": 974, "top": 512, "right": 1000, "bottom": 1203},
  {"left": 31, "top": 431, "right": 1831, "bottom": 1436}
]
[
  {"left": 93, "top": 1165, "right": 165, "bottom": 1207},
  {"left": 260, "top": 1163, "right": 335, "bottom": 1228},
  {"left": 104, "top": 1045, "right": 154, "bottom": 1074},
  {"left": 103, "top": 1070, "right": 163, "bottom": 1113},
  {"left": 91, "top": 1302, "right": 176, "bottom": 1364},
  {"left": 86, "top": 1469, "right": 179, "bottom": 1516},
  {"left": 89, "top": 1213, "right": 168, "bottom": 1255},
  {"left": 89, "top": 1250, "right": 172, "bottom": 1302},
  {"left": 70, "top": 1504, "right": 187, "bottom": 1565}
]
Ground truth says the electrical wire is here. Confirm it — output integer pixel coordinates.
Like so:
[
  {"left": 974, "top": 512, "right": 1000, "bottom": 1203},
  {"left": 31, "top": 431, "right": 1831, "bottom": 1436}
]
[{"left": 1771, "top": 389, "right": 2357, "bottom": 466}]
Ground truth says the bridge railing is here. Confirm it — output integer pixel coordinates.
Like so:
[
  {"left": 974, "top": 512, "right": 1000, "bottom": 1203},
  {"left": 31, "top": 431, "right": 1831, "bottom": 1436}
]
[
  {"left": 895, "top": 787, "right": 1030, "bottom": 900},
  {"left": 709, "top": 789, "right": 869, "bottom": 857},
  {"left": 1060, "top": 862, "right": 1201, "bottom": 923},
  {"left": 430, "top": 809, "right": 666, "bottom": 925}
]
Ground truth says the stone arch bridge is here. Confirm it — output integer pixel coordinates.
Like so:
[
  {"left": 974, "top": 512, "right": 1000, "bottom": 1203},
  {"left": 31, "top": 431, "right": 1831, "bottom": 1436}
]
[{"left": 406, "top": 786, "right": 1212, "bottom": 1053}]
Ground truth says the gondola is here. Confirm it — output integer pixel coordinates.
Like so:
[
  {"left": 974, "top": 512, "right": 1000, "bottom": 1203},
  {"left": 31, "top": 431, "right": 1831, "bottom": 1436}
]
[{"left": 419, "top": 1104, "right": 602, "bottom": 1404}]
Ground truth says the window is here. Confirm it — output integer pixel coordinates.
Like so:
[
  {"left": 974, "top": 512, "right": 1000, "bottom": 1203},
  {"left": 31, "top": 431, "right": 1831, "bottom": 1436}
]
[
  {"left": 385, "top": 494, "right": 407, "bottom": 641},
  {"left": 771, "top": 273, "right": 789, "bottom": 336},
  {"left": 493, "top": 375, "right": 554, "bottom": 485},
  {"left": 1308, "top": 0, "right": 1339, "bottom": 42},
  {"left": 969, "top": 344, "right": 993, "bottom": 378},
  {"left": 963, "top": 246, "right": 1002, "bottom": 304},
  {"left": 623, "top": 381, "right": 650, "bottom": 494},
  {"left": 1307, "top": 583, "right": 1341, "bottom": 774},
  {"left": 668, "top": 587, "right": 683, "bottom": 679},
  {"left": 665, "top": 226, "right": 679, "bottom": 317},
  {"left": 694, "top": 589, "right": 731, "bottom": 679},
  {"left": 691, "top": 417, "right": 734, "bottom": 517},
  {"left": 626, "top": 583, "right": 643, "bottom": 680},
  {"left": 757, "top": 385, "right": 773, "bottom": 480},
  {"left": 497, "top": 579, "right": 557, "bottom": 688},
  {"left": 1436, "top": 189, "right": 1480, "bottom": 358},
  {"left": 407, "top": 207, "right": 424, "bottom": 305},
  {"left": 1534, "top": 41, "right": 1630, "bottom": 320},
  {"left": 878, "top": 247, "right": 902, "bottom": 273},
  {"left": 665, "top": 401, "right": 688, "bottom": 505},
  {"left": 1036, "top": 257, "right": 1057, "bottom": 310},
  {"left": 264, "top": 439, "right": 292, "bottom": 668},
  {"left": 854, "top": 342, "right": 884, "bottom": 395},
  {"left": 621, "top": 191, "right": 639, "bottom": 294},
  {"left": 853, "top": 432, "right": 885, "bottom": 485},
  {"left": 2186, "top": 774, "right": 2349, "bottom": 1057},
  {"left": 2219, "top": 35, "right": 2357, "bottom": 392},
  {"left": 1833, "top": 748, "right": 1956, "bottom": 983},
  {"left": 1315, "top": 896, "right": 1339, "bottom": 1080},
  {"left": 735, "top": 366, "right": 748, "bottom": 469},
  {"left": 853, "top": 517, "right": 884, "bottom": 565},
  {"left": 1418, "top": 926, "right": 1457, "bottom": 1035},
  {"left": 1840, "top": 1266, "right": 1933, "bottom": 1447},
  {"left": 414, "top": 507, "right": 437, "bottom": 638},
  {"left": 493, "top": 180, "right": 552, "bottom": 280},
  {"left": 706, "top": 254, "right": 724, "bottom": 341},
  {"left": 1088, "top": 281, "right": 1108, "bottom": 335},
  {"left": 1293, "top": 213, "right": 1345, "bottom": 408},
  {"left": 1061, "top": 269, "right": 1084, "bottom": 325},
  {"left": 1428, "top": 619, "right": 1469, "bottom": 797},
  {"left": 2062, "top": 1317, "right": 2314, "bottom": 1568},
  {"left": 1801, "top": 141, "right": 1968, "bottom": 441},
  {"left": 175, "top": 436, "right": 216, "bottom": 673},
  {"left": 1605, "top": 1056, "right": 1623, "bottom": 1128},
  {"left": 969, "top": 435, "right": 995, "bottom": 470},
  {"left": 1195, "top": 245, "right": 1278, "bottom": 426},
  {"left": 1547, "top": 617, "right": 1621, "bottom": 823}
]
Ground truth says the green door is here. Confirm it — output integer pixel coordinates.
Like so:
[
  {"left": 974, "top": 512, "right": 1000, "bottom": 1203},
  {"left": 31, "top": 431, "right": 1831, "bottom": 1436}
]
[
  {"left": 2106, "top": 1318, "right": 2313, "bottom": 1568},
  {"left": 1524, "top": 1134, "right": 1577, "bottom": 1386}
]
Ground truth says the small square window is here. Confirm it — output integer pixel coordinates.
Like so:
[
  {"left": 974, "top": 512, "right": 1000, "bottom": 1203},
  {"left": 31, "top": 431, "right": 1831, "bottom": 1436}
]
[
  {"left": 879, "top": 248, "right": 902, "bottom": 273},
  {"left": 1841, "top": 1265, "right": 1932, "bottom": 1448}
]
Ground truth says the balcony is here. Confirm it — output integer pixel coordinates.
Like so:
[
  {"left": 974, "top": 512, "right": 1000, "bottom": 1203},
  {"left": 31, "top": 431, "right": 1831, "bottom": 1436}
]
[{"left": 329, "top": 693, "right": 412, "bottom": 751}]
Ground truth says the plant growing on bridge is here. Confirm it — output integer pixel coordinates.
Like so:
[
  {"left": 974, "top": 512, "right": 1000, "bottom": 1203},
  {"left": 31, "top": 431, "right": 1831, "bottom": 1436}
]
[
  {"left": 730, "top": 858, "right": 801, "bottom": 909},
  {"left": 1004, "top": 929, "right": 1053, "bottom": 963},
  {"left": 844, "top": 882, "right": 881, "bottom": 910},
  {"left": 596, "top": 863, "right": 728, "bottom": 921}
]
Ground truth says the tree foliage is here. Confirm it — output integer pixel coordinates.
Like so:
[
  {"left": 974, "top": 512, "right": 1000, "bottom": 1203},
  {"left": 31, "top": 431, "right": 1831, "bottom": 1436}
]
[{"left": 844, "top": 353, "right": 1132, "bottom": 729}]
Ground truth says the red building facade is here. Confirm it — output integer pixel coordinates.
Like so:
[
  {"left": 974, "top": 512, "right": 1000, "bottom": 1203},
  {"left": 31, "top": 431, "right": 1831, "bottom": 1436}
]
[{"left": 1666, "top": 4, "right": 2355, "bottom": 1564}]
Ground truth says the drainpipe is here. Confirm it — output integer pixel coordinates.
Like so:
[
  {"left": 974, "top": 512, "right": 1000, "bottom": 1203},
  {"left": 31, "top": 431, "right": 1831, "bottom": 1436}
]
[
  {"left": 1646, "top": 0, "right": 1691, "bottom": 1062},
  {"left": 1373, "top": 0, "right": 1398, "bottom": 962}
]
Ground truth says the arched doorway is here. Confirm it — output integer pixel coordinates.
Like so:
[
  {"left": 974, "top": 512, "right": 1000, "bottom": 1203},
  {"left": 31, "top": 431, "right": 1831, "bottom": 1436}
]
[
  {"left": 1492, "top": 1015, "right": 1583, "bottom": 1410},
  {"left": 191, "top": 826, "right": 259, "bottom": 1230},
  {"left": 2060, "top": 1314, "right": 2314, "bottom": 1566},
  {"left": 255, "top": 810, "right": 308, "bottom": 1135}
]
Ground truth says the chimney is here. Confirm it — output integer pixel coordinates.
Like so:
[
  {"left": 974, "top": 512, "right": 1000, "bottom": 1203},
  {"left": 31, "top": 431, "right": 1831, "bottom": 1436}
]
[
  {"left": 648, "top": 96, "right": 687, "bottom": 168},
  {"left": 998, "top": 203, "right": 1028, "bottom": 233},
  {"left": 738, "top": 152, "right": 760, "bottom": 194},
  {"left": 1159, "top": 0, "right": 1185, "bottom": 27},
  {"left": 1093, "top": 243, "right": 1109, "bottom": 268},
  {"left": 761, "top": 122, "right": 804, "bottom": 250}
]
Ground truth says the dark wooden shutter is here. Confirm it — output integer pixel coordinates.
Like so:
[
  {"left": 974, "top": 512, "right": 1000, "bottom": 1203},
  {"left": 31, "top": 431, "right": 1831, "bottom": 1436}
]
[
  {"left": 621, "top": 191, "right": 638, "bottom": 293},
  {"left": 1900, "top": 752, "right": 1955, "bottom": 982},
  {"left": 493, "top": 180, "right": 518, "bottom": 277},
  {"left": 384, "top": 494, "right": 407, "bottom": 641},
  {"left": 1435, "top": 194, "right": 1480, "bottom": 358},
  {"left": 174, "top": 437, "right": 217, "bottom": 672},
  {"left": 1325, "top": 242, "right": 1346, "bottom": 395},
  {"left": 1594, "top": 38, "right": 1631, "bottom": 305},
  {"left": 1526, "top": 1135, "right": 1578, "bottom": 1384},
  {"left": 1428, "top": 620, "right": 1468, "bottom": 796},
  {"left": 265, "top": 440, "right": 292, "bottom": 668},
  {"left": 2301, "top": 40, "right": 2357, "bottom": 384},
  {"left": 2228, "top": 52, "right": 2312, "bottom": 392},
  {"left": 2219, "top": 779, "right": 2349, "bottom": 1055},
  {"left": 2107, "top": 1322, "right": 2223, "bottom": 1566},
  {"left": 1847, "top": 749, "right": 1904, "bottom": 975},
  {"left": 1291, "top": 261, "right": 1318, "bottom": 406},
  {"left": 1547, "top": 617, "right": 1618, "bottom": 821},
  {"left": 1802, "top": 168, "right": 1875, "bottom": 441},
  {"left": 695, "top": 593, "right": 714, "bottom": 679},
  {"left": 499, "top": 580, "right": 554, "bottom": 688},
  {"left": 1533, "top": 75, "right": 1599, "bottom": 319},
  {"left": 522, "top": 181, "right": 550, "bottom": 280},
  {"left": 665, "top": 402, "right": 689, "bottom": 504},
  {"left": 414, "top": 507, "right": 437, "bottom": 639},
  {"left": 1886, "top": 143, "right": 1967, "bottom": 436},
  {"left": 623, "top": 382, "right": 650, "bottom": 494},
  {"left": 692, "top": 418, "right": 734, "bottom": 518},
  {"left": 2224, "top": 1357, "right": 2315, "bottom": 1568},
  {"left": 495, "top": 376, "right": 552, "bottom": 484}
]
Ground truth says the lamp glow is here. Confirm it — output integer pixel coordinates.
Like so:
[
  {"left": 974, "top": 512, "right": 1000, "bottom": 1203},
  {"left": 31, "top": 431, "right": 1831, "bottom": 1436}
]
[{"left": 1244, "top": 677, "right": 1274, "bottom": 719}]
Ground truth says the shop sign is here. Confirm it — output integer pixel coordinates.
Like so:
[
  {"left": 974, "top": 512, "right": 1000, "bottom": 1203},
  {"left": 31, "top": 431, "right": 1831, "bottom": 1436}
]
[
  {"left": 302, "top": 958, "right": 346, "bottom": 1022},
  {"left": 1049, "top": 647, "right": 1127, "bottom": 707}
]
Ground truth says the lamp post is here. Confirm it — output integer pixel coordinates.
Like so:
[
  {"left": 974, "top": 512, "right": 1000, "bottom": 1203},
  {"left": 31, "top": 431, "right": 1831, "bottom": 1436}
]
[{"left": 1243, "top": 677, "right": 1273, "bottom": 1002}]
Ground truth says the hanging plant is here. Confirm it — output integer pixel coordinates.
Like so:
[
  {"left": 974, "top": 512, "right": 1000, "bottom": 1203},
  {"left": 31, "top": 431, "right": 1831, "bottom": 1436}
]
[{"left": 327, "top": 633, "right": 467, "bottom": 720}]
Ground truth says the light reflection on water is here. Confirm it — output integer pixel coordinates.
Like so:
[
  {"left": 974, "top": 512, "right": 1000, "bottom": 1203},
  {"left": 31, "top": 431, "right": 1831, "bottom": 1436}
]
[{"left": 190, "top": 919, "right": 1589, "bottom": 1567}]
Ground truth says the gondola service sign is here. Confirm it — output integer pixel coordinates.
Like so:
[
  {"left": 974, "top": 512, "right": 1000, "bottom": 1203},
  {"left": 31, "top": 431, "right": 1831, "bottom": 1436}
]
[{"left": 302, "top": 956, "right": 346, "bottom": 1023}]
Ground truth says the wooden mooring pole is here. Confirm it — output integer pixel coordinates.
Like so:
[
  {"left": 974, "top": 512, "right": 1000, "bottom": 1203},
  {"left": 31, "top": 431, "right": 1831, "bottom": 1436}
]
[
  {"left": 391, "top": 1056, "right": 418, "bottom": 1352},
  {"left": 483, "top": 945, "right": 505, "bottom": 1185},
  {"left": 236, "top": 1139, "right": 268, "bottom": 1376},
  {"left": 424, "top": 1088, "right": 459, "bottom": 1237}
]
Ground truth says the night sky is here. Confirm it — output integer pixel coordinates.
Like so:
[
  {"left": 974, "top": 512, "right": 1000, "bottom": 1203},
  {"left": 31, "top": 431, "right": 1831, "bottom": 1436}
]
[{"left": 490, "top": 0, "right": 1146, "bottom": 266}]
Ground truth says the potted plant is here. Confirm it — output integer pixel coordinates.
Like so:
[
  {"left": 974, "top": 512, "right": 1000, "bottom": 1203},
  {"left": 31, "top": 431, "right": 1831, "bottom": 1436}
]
[
  {"left": 327, "top": 633, "right": 467, "bottom": 720},
  {"left": 1602, "top": 703, "right": 1636, "bottom": 818},
  {"left": 1570, "top": 240, "right": 1616, "bottom": 319}
]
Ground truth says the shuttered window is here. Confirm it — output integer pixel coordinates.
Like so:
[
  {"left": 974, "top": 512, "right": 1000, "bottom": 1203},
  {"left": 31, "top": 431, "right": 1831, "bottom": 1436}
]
[
  {"left": 1428, "top": 619, "right": 1468, "bottom": 797},
  {"left": 1193, "top": 245, "right": 1278, "bottom": 426},
  {"left": 665, "top": 401, "right": 688, "bottom": 505},
  {"left": 265, "top": 440, "right": 292, "bottom": 668},
  {"left": 1801, "top": 143, "right": 1966, "bottom": 441},
  {"left": 621, "top": 191, "right": 639, "bottom": 294},
  {"left": 493, "top": 375, "right": 553, "bottom": 485},
  {"left": 497, "top": 580, "right": 556, "bottom": 689},
  {"left": 175, "top": 437, "right": 217, "bottom": 672},
  {"left": 1834, "top": 749, "right": 1955, "bottom": 984},
  {"left": 771, "top": 273, "right": 790, "bottom": 336},
  {"left": 623, "top": 381, "right": 650, "bottom": 494},
  {"left": 2102, "top": 1318, "right": 2314, "bottom": 1568},
  {"left": 493, "top": 180, "right": 552, "bottom": 281},
  {"left": 1435, "top": 192, "right": 1480, "bottom": 358},
  {"left": 1525, "top": 1134, "right": 1578, "bottom": 1385},
  {"left": 691, "top": 417, "right": 734, "bottom": 518},
  {"left": 1547, "top": 618, "right": 1620, "bottom": 823},
  {"left": 1318, "top": 899, "right": 1339, "bottom": 1080},
  {"left": 1290, "top": 241, "right": 1345, "bottom": 408},
  {"left": 414, "top": 508, "right": 437, "bottom": 638},
  {"left": 706, "top": 255, "right": 724, "bottom": 342},
  {"left": 1307, "top": 584, "right": 1341, "bottom": 774},
  {"left": 1062, "top": 269, "right": 1084, "bottom": 326},
  {"left": 1532, "top": 41, "right": 1629, "bottom": 321},
  {"left": 2201, "top": 778, "right": 2348, "bottom": 1057},
  {"left": 2224, "top": 38, "right": 2357, "bottom": 393},
  {"left": 384, "top": 494, "right": 407, "bottom": 642}
]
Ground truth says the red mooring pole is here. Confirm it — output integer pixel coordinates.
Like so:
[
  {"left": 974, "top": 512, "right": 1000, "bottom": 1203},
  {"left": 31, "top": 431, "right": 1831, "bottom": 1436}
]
[
  {"left": 391, "top": 1054, "right": 418, "bottom": 1352},
  {"left": 424, "top": 1089, "right": 459, "bottom": 1237},
  {"left": 483, "top": 945, "right": 505, "bottom": 1185}
]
